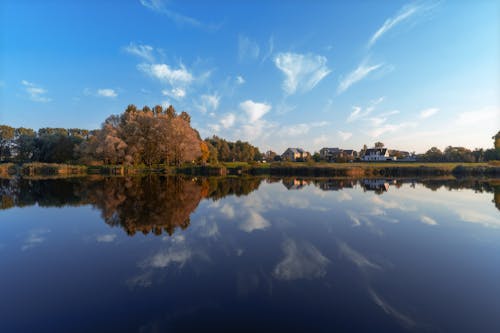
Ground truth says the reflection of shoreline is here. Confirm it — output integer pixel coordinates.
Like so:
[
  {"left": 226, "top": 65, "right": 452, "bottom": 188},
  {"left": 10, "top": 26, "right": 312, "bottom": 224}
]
[
  {"left": 0, "top": 176, "right": 264, "bottom": 236},
  {"left": 1, "top": 177, "right": 499, "bottom": 234}
]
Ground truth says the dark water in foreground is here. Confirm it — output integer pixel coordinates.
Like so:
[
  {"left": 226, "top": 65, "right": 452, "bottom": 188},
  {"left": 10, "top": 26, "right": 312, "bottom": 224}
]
[{"left": 0, "top": 176, "right": 499, "bottom": 333}]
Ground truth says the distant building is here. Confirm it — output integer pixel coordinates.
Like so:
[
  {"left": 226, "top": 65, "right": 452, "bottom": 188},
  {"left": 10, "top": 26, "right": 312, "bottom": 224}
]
[
  {"left": 282, "top": 148, "right": 310, "bottom": 161},
  {"left": 320, "top": 147, "right": 358, "bottom": 162},
  {"left": 362, "top": 148, "right": 392, "bottom": 161}
]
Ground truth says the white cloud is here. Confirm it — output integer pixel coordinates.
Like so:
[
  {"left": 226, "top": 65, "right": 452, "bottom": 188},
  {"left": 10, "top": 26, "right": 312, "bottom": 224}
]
[
  {"left": 124, "top": 42, "right": 155, "bottom": 62},
  {"left": 277, "top": 121, "right": 329, "bottom": 138},
  {"left": 420, "top": 215, "right": 438, "bottom": 226},
  {"left": 338, "top": 131, "right": 352, "bottom": 141},
  {"left": 273, "top": 239, "right": 329, "bottom": 280},
  {"left": 238, "top": 35, "right": 260, "bottom": 62},
  {"left": 141, "top": 246, "right": 192, "bottom": 269},
  {"left": 220, "top": 203, "right": 235, "bottom": 218},
  {"left": 274, "top": 52, "right": 331, "bottom": 95},
  {"left": 97, "top": 88, "right": 117, "bottom": 98},
  {"left": 368, "top": 2, "right": 438, "bottom": 48},
  {"left": 137, "top": 63, "right": 193, "bottom": 87},
  {"left": 162, "top": 87, "right": 186, "bottom": 99},
  {"left": 419, "top": 107, "right": 439, "bottom": 119},
  {"left": 21, "top": 80, "right": 51, "bottom": 103},
  {"left": 196, "top": 93, "right": 220, "bottom": 114},
  {"left": 240, "top": 100, "right": 271, "bottom": 122},
  {"left": 96, "top": 234, "right": 117, "bottom": 242},
  {"left": 236, "top": 76, "right": 245, "bottom": 85},
  {"left": 338, "top": 61, "right": 383, "bottom": 94},
  {"left": 457, "top": 209, "right": 500, "bottom": 228},
  {"left": 240, "top": 211, "right": 270, "bottom": 232},
  {"left": 220, "top": 113, "right": 236, "bottom": 129}
]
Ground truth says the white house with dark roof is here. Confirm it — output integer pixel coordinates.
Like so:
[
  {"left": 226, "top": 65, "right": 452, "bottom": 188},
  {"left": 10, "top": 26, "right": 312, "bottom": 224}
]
[{"left": 362, "top": 148, "right": 392, "bottom": 161}]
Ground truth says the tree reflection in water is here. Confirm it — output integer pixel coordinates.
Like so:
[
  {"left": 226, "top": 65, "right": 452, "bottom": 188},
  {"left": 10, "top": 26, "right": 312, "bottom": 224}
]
[
  {"left": 0, "top": 176, "right": 264, "bottom": 236},
  {"left": 1, "top": 176, "right": 498, "bottom": 235}
]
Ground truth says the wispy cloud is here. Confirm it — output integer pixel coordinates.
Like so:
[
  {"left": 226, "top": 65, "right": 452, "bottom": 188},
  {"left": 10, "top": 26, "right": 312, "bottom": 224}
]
[
  {"left": 124, "top": 42, "right": 155, "bottom": 62},
  {"left": 338, "top": 241, "right": 381, "bottom": 270},
  {"left": 369, "top": 289, "right": 416, "bottom": 329},
  {"left": 240, "top": 100, "right": 271, "bottom": 122},
  {"left": 238, "top": 35, "right": 260, "bottom": 62},
  {"left": 139, "top": 0, "right": 214, "bottom": 29},
  {"left": 456, "top": 106, "right": 498, "bottom": 125},
  {"left": 196, "top": 93, "right": 220, "bottom": 114},
  {"left": 347, "top": 97, "right": 384, "bottom": 122},
  {"left": 97, "top": 88, "right": 118, "bottom": 98},
  {"left": 274, "top": 52, "right": 331, "bottom": 95},
  {"left": 21, "top": 80, "right": 52, "bottom": 103},
  {"left": 96, "top": 234, "right": 117, "bottom": 242},
  {"left": 162, "top": 87, "right": 186, "bottom": 100},
  {"left": 338, "top": 60, "right": 383, "bottom": 94},
  {"left": 235, "top": 75, "right": 245, "bottom": 85},
  {"left": 370, "top": 121, "right": 417, "bottom": 138},
  {"left": 420, "top": 215, "right": 438, "bottom": 226},
  {"left": 22, "top": 229, "right": 50, "bottom": 251},
  {"left": 220, "top": 113, "right": 236, "bottom": 129},
  {"left": 368, "top": 1, "right": 440, "bottom": 48},
  {"left": 261, "top": 35, "right": 275, "bottom": 63},
  {"left": 277, "top": 121, "right": 328, "bottom": 137},
  {"left": 419, "top": 107, "right": 439, "bottom": 119},
  {"left": 273, "top": 239, "right": 329, "bottom": 280}
]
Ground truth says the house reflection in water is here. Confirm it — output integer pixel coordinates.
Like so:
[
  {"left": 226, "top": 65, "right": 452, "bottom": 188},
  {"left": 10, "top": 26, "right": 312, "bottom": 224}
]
[
  {"left": 317, "top": 179, "right": 355, "bottom": 191},
  {"left": 361, "top": 179, "right": 396, "bottom": 194},
  {"left": 282, "top": 178, "right": 310, "bottom": 190}
]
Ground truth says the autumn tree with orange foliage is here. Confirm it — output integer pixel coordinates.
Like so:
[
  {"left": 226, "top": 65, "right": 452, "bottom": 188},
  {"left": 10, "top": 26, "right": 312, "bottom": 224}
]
[{"left": 80, "top": 104, "right": 203, "bottom": 166}]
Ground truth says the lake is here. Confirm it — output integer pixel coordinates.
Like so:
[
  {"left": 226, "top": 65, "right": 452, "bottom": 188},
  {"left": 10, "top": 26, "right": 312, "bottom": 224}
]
[{"left": 0, "top": 176, "right": 499, "bottom": 333}]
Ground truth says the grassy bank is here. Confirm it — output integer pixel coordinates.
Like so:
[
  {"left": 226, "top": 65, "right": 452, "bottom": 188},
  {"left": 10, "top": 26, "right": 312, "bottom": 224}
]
[{"left": 2, "top": 161, "right": 499, "bottom": 178}]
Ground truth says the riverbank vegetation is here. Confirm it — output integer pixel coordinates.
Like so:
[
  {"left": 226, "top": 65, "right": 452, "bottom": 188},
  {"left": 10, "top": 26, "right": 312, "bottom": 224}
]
[{"left": 1, "top": 104, "right": 499, "bottom": 173}]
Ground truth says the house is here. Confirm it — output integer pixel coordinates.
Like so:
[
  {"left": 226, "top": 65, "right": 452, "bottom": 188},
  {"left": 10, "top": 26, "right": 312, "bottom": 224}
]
[
  {"left": 319, "top": 147, "right": 341, "bottom": 161},
  {"left": 320, "top": 148, "right": 358, "bottom": 162},
  {"left": 362, "top": 148, "right": 392, "bottom": 161},
  {"left": 282, "top": 148, "right": 310, "bottom": 161}
]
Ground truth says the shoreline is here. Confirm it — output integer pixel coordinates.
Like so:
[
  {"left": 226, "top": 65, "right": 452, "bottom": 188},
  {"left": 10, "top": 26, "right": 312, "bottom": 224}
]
[{"left": 1, "top": 161, "right": 500, "bottom": 178}]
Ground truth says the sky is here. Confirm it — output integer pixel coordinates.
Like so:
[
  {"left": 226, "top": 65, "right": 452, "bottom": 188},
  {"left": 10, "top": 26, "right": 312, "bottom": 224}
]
[{"left": 0, "top": 0, "right": 499, "bottom": 153}]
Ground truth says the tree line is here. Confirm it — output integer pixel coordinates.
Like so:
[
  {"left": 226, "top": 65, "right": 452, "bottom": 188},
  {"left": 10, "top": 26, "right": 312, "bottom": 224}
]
[{"left": 0, "top": 104, "right": 262, "bottom": 166}]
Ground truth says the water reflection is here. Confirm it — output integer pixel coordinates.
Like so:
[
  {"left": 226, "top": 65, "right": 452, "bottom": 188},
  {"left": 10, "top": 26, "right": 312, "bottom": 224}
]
[
  {"left": 0, "top": 176, "right": 263, "bottom": 236},
  {"left": 1, "top": 177, "right": 499, "bottom": 236},
  {"left": 1, "top": 175, "right": 500, "bottom": 332}
]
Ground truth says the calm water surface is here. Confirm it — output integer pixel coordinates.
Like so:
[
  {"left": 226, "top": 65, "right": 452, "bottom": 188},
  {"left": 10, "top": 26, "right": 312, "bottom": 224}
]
[{"left": 0, "top": 176, "right": 499, "bottom": 333}]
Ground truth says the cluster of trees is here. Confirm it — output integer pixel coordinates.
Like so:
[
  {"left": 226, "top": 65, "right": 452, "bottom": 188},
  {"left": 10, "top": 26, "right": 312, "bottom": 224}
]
[
  {"left": 420, "top": 145, "right": 500, "bottom": 162},
  {"left": 0, "top": 125, "right": 91, "bottom": 163},
  {"left": 204, "top": 135, "right": 262, "bottom": 163},
  {"left": 1, "top": 104, "right": 265, "bottom": 166}
]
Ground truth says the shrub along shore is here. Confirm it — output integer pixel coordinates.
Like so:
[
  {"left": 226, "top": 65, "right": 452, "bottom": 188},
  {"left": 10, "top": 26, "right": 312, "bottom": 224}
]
[{"left": 1, "top": 161, "right": 500, "bottom": 178}]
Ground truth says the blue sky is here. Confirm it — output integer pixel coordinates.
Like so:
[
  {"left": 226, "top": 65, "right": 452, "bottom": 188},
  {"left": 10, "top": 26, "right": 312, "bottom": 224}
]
[{"left": 1, "top": 0, "right": 498, "bottom": 153}]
